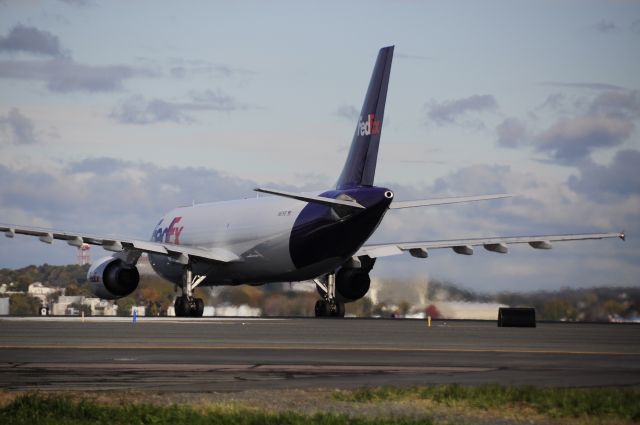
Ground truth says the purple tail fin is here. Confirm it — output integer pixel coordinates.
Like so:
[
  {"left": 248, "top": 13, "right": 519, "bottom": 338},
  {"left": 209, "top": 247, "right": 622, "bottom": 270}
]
[{"left": 336, "top": 46, "right": 394, "bottom": 190}]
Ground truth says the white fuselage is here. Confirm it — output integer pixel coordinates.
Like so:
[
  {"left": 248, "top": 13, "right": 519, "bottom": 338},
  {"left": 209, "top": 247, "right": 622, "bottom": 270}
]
[{"left": 148, "top": 195, "right": 322, "bottom": 285}]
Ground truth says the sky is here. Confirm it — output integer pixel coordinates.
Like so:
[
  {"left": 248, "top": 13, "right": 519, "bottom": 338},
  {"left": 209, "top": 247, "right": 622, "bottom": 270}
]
[{"left": 0, "top": 0, "right": 639, "bottom": 293}]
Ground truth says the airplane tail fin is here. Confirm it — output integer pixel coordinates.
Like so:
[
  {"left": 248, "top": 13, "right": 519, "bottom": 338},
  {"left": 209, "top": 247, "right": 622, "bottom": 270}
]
[{"left": 336, "top": 46, "right": 394, "bottom": 190}]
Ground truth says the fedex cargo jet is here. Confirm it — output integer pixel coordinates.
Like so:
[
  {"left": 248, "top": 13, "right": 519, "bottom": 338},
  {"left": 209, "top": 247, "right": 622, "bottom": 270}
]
[{"left": 0, "top": 46, "right": 624, "bottom": 317}]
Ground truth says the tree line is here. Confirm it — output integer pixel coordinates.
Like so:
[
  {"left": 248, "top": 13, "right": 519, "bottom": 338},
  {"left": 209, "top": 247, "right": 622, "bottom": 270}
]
[{"left": 1, "top": 264, "right": 638, "bottom": 321}]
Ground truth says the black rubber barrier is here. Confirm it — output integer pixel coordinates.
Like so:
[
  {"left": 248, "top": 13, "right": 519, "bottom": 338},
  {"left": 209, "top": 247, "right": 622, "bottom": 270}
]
[{"left": 497, "top": 307, "right": 536, "bottom": 327}]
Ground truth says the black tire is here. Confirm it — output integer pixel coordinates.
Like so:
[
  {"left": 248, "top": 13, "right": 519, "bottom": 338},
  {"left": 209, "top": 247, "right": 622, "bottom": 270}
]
[
  {"left": 193, "top": 298, "right": 205, "bottom": 317},
  {"left": 315, "top": 299, "right": 328, "bottom": 317},
  {"left": 174, "top": 296, "right": 189, "bottom": 317},
  {"left": 333, "top": 302, "right": 345, "bottom": 317}
]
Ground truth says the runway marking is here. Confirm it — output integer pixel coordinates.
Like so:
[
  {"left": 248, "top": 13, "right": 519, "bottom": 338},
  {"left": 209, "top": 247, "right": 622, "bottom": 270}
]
[
  {"left": 0, "top": 317, "right": 284, "bottom": 323},
  {"left": 1, "top": 362, "right": 495, "bottom": 374},
  {"left": 0, "top": 344, "right": 637, "bottom": 356}
]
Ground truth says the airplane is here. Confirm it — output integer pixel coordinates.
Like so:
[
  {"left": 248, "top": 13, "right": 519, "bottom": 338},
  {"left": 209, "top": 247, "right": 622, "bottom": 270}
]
[{"left": 0, "top": 46, "right": 625, "bottom": 317}]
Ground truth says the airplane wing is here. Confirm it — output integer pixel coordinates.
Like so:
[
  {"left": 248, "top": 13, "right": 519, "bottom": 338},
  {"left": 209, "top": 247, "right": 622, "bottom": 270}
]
[
  {"left": 0, "top": 223, "right": 240, "bottom": 265},
  {"left": 357, "top": 232, "right": 625, "bottom": 259}
]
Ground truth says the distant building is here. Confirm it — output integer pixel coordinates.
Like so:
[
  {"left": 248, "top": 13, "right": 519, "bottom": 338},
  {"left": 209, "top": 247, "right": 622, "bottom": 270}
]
[
  {"left": 91, "top": 299, "right": 117, "bottom": 316},
  {"left": 52, "top": 295, "right": 84, "bottom": 316},
  {"left": 83, "top": 297, "right": 100, "bottom": 313},
  {"left": 131, "top": 306, "right": 146, "bottom": 316},
  {"left": 0, "top": 298, "right": 9, "bottom": 315},
  {"left": 52, "top": 295, "right": 117, "bottom": 316},
  {"left": 57, "top": 295, "right": 84, "bottom": 305},
  {"left": 0, "top": 283, "right": 22, "bottom": 295},
  {"left": 51, "top": 303, "right": 68, "bottom": 316},
  {"left": 28, "top": 282, "right": 63, "bottom": 306}
]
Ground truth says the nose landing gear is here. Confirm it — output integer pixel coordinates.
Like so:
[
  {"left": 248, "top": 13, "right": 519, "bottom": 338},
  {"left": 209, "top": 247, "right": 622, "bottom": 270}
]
[{"left": 174, "top": 264, "right": 206, "bottom": 317}]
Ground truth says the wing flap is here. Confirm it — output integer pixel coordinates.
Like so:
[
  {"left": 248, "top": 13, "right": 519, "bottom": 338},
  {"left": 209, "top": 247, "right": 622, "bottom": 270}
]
[{"left": 132, "top": 240, "right": 168, "bottom": 254}]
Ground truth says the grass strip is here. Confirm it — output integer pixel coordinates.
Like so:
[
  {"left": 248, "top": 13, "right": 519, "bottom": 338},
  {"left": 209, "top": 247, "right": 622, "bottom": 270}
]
[
  {"left": 333, "top": 384, "right": 640, "bottom": 421},
  {"left": 0, "top": 392, "right": 433, "bottom": 425}
]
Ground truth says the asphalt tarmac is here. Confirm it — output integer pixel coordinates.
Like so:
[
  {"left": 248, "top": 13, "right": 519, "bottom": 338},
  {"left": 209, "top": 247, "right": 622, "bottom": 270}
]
[{"left": 1, "top": 317, "right": 639, "bottom": 392}]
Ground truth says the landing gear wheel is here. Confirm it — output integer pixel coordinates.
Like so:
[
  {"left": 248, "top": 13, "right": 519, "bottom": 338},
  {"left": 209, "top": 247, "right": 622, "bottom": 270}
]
[
  {"left": 315, "top": 300, "right": 345, "bottom": 317},
  {"left": 333, "top": 302, "right": 345, "bottom": 317},
  {"left": 177, "top": 264, "right": 208, "bottom": 317},
  {"left": 193, "top": 298, "right": 205, "bottom": 317},
  {"left": 315, "top": 299, "right": 329, "bottom": 317},
  {"left": 174, "top": 296, "right": 189, "bottom": 317}
]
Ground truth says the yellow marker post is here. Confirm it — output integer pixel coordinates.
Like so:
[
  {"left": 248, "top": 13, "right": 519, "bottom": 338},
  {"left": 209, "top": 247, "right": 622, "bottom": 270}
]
[{"left": 427, "top": 316, "right": 431, "bottom": 327}]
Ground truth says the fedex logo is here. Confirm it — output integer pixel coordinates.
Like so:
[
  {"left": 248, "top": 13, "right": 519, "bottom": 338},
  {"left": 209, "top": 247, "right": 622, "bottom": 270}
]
[
  {"left": 357, "top": 113, "right": 381, "bottom": 137},
  {"left": 152, "top": 216, "right": 184, "bottom": 244}
]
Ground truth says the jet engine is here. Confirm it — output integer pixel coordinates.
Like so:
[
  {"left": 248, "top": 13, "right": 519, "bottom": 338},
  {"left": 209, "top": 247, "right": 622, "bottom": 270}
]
[
  {"left": 87, "top": 256, "right": 140, "bottom": 299},
  {"left": 335, "top": 267, "right": 371, "bottom": 302}
]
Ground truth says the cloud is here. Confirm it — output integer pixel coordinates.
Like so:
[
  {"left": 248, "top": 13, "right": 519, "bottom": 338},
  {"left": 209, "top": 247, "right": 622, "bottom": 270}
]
[
  {"left": 535, "top": 115, "right": 632, "bottom": 163},
  {"left": 540, "top": 81, "right": 625, "bottom": 91},
  {"left": 594, "top": 19, "right": 618, "bottom": 33},
  {"left": 0, "top": 25, "right": 68, "bottom": 57},
  {"left": 568, "top": 149, "right": 640, "bottom": 201},
  {"left": 68, "top": 157, "right": 124, "bottom": 174},
  {"left": 0, "top": 158, "right": 256, "bottom": 234},
  {"left": 535, "top": 93, "right": 567, "bottom": 113},
  {"left": 533, "top": 90, "right": 639, "bottom": 164},
  {"left": 0, "top": 26, "right": 154, "bottom": 92},
  {"left": 397, "top": 52, "right": 433, "bottom": 61},
  {"left": 0, "top": 58, "right": 153, "bottom": 92},
  {"left": 0, "top": 108, "right": 38, "bottom": 145},
  {"left": 500, "top": 90, "right": 639, "bottom": 165},
  {"left": 496, "top": 117, "right": 527, "bottom": 148},
  {"left": 169, "top": 61, "right": 253, "bottom": 79},
  {"left": 57, "top": 0, "right": 92, "bottom": 6},
  {"left": 430, "top": 164, "right": 512, "bottom": 196},
  {"left": 110, "top": 95, "right": 192, "bottom": 125},
  {"left": 633, "top": 19, "right": 640, "bottom": 35},
  {"left": 110, "top": 90, "right": 246, "bottom": 124},
  {"left": 588, "top": 90, "right": 640, "bottom": 120},
  {"left": 426, "top": 95, "right": 498, "bottom": 127},
  {"left": 188, "top": 89, "right": 241, "bottom": 110},
  {"left": 335, "top": 105, "right": 359, "bottom": 121},
  {"left": 374, "top": 160, "right": 638, "bottom": 291}
]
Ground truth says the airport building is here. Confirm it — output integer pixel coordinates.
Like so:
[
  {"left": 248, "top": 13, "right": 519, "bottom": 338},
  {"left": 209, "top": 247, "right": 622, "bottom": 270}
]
[
  {"left": 52, "top": 295, "right": 118, "bottom": 316},
  {"left": 28, "top": 282, "right": 63, "bottom": 306}
]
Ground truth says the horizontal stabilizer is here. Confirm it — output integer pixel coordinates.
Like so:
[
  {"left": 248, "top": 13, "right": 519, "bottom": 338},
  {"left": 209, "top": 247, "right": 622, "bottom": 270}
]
[
  {"left": 389, "top": 193, "right": 512, "bottom": 209},
  {"left": 254, "top": 188, "right": 365, "bottom": 209}
]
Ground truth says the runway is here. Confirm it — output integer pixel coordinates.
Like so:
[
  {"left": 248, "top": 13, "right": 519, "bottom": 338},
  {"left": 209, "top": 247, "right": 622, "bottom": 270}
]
[{"left": 1, "top": 317, "right": 639, "bottom": 391}]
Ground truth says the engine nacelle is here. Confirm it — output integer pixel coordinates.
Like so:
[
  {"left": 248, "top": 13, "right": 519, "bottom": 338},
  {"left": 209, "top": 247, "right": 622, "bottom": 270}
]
[
  {"left": 336, "top": 268, "right": 370, "bottom": 302},
  {"left": 87, "top": 256, "right": 140, "bottom": 300}
]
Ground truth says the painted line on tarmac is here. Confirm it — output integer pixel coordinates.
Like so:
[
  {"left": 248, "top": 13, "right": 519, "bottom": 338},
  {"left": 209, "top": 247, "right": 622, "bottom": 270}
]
[
  {"left": 0, "top": 317, "right": 283, "bottom": 323},
  {"left": 0, "top": 344, "right": 637, "bottom": 356},
  {"left": 1, "top": 363, "right": 495, "bottom": 374}
]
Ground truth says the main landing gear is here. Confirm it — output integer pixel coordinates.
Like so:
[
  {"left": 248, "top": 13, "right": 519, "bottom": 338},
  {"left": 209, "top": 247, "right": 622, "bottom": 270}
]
[
  {"left": 314, "top": 273, "right": 345, "bottom": 317},
  {"left": 174, "top": 264, "right": 206, "bottom": 317}
]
